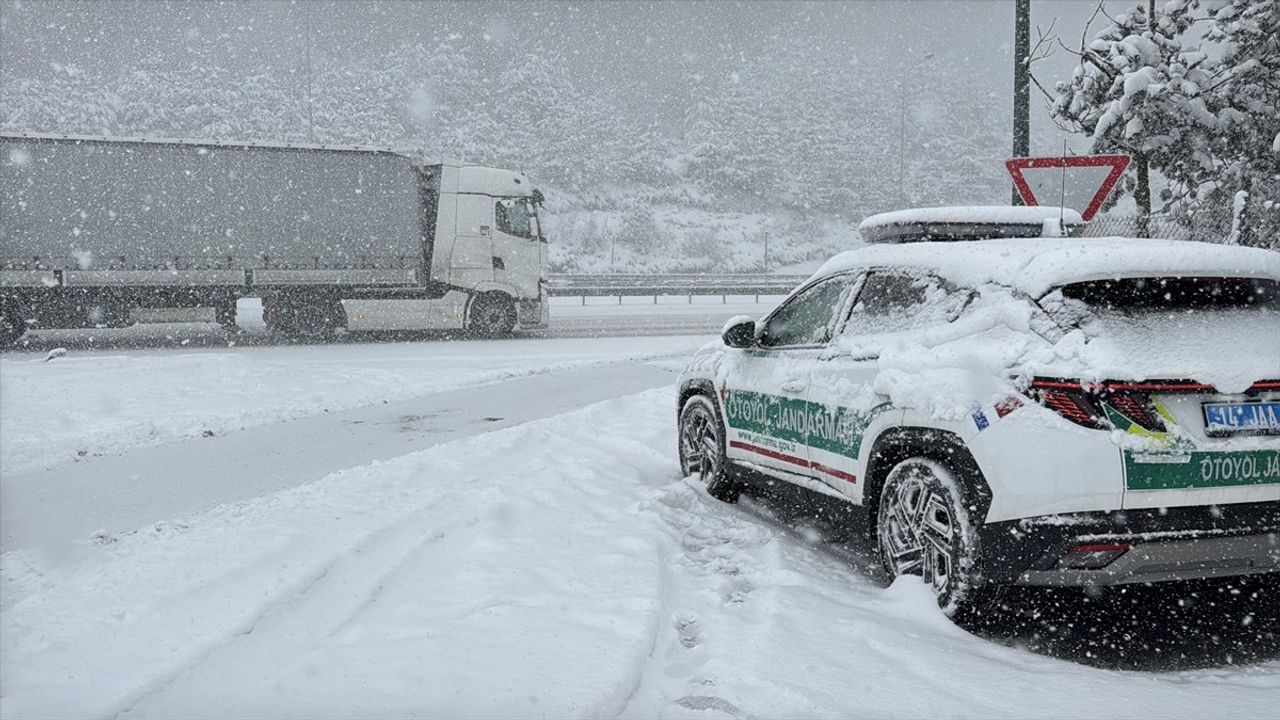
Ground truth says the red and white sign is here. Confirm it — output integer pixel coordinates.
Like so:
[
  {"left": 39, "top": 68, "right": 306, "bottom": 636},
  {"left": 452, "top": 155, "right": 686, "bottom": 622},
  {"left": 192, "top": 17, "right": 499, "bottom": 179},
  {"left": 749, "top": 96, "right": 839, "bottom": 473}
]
[{"left": 1005, "top": 154, "right": 1130, "bottom": 222}]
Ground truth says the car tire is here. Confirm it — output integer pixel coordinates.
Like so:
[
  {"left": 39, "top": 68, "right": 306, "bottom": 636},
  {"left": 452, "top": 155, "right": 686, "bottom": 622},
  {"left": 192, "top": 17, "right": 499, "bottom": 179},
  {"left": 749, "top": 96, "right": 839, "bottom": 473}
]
[
  {"left": 467, "top": 293, "right": 517, "bottom": 337},
  {"left": 678, "top": 394, "right": 740, "bottom": 503},
  {"left": 876, "top": 457, "right": 983, "bottom": 617}
]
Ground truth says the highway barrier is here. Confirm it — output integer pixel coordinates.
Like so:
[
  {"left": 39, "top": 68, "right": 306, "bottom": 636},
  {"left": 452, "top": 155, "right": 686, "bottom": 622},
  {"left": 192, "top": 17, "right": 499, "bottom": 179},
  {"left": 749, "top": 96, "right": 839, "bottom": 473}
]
[{"left": 546, "top": 273, "right": 808, "bottom": 304}]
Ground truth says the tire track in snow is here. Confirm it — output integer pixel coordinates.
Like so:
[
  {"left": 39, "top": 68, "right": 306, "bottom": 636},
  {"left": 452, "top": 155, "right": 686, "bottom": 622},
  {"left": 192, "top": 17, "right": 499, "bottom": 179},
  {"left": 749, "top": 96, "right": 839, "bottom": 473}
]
[
  {"left": 6, "top": 386, "right": 1278, "bottom": 719},
  {"left": 111, "top": 509, "right": 467, "bottom": 718},
  {"left": 77, "top": 391, "right": 680, "bottom": 719}
]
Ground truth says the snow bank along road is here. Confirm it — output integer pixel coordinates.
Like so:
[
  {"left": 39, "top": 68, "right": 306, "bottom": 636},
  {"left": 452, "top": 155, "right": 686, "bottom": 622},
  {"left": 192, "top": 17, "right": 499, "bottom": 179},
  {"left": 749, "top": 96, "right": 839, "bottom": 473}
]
[{"left": 2, "top": 337, "right": 1278, "bottom": 718}]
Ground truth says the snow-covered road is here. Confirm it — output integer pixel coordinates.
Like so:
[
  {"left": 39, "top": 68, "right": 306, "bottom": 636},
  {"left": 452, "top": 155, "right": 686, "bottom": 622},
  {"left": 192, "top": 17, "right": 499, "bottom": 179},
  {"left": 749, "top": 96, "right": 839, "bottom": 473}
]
[
  {"left": 2, "top": 330, "right": 1278, "bottom": 718},
  {"left": 1, "top": 359, "right": 681, "bottom": 554}
]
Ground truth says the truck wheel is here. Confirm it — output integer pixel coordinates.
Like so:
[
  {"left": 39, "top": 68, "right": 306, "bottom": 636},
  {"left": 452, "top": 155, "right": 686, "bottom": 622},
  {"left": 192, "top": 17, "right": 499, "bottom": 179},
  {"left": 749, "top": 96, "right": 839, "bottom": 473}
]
[
  {"left": 876, "top": 457, "right": 982, "bottom": 618},
  {"left": 290, "top": 302, "right": 339, "bottom": 341},
  {"left": 0, "top": 300, "right": 28, "bottom": 348},
  {"left": 467, "top": 294, "right": 517, "bottom": 337},
  {"left": 265, "top": 300, "right": 338, "bottom": 342},
  {"left": 216, "top": 301, "right": 239, "bottom": 333}
]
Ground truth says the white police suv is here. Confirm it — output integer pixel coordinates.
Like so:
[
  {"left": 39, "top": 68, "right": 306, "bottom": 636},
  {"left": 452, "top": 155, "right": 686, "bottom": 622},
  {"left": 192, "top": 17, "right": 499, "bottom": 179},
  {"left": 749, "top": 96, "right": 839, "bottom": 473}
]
[{"left": 676, "top": 227, "right": 1280, "bottom": 615}]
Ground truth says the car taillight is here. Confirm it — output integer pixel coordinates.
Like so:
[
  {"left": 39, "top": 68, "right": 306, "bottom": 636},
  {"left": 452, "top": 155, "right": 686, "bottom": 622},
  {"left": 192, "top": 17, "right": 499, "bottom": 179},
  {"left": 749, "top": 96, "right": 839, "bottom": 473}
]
[
  {"left": 1028, "top": 378, "right": 1107, "bottom": 429},
  {"left": 1106, "top": 392, "right": 1166, "bottom": 432},
  {"left": 1057, "top": 542, "right": 1131, "bottom": 570},
  {"left": 1029, "top": 378, "right": 1173, "bottom": 432}
]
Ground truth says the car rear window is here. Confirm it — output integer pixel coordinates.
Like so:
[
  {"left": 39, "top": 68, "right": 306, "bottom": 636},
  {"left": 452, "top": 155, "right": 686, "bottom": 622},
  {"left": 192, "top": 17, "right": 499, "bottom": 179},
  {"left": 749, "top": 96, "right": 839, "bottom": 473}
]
[
  {"left": 1052, "top": 277, "right": 1279, "bottom": 313},
  {"left": 1039, "top": 277, "right": 1280, "bottom": 380}
]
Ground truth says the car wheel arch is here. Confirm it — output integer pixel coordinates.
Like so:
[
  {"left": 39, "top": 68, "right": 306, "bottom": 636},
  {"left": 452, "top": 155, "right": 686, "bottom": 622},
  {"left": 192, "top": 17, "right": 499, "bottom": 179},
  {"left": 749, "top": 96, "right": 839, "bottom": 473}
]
[
  {"left": 862, "top": 427, "right": 994, "bottom": 545},
  {"left": 677, "top": 379, "right": 718, "bottom": 416}
]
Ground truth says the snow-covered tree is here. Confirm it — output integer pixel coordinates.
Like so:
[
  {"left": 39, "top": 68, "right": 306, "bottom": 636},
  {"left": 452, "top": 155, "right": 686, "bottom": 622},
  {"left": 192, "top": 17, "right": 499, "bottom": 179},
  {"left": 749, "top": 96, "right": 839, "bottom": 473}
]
[
  {"left": 1051, "top": 0, "right": 1278, "bottom": 245},
  {"left": 1198, "top": 0, "right": 1280, "bottom": 246},
  {"left": 1052, "top": 1, "right": 1216, "bottom": 236}
]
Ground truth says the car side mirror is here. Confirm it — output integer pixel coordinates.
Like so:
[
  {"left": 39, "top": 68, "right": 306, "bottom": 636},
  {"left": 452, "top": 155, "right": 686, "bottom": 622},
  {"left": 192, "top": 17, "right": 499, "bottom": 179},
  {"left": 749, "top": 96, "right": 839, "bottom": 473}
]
[{"left": 721, "top": 316, "right": 757, "bottom": 349}]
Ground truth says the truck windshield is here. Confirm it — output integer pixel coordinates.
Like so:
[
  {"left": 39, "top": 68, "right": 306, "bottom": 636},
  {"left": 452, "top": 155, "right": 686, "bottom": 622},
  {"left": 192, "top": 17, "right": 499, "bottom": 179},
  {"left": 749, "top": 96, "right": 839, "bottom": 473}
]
[{"left": 496, "top": 198, "right": 535, "bottom": 239}]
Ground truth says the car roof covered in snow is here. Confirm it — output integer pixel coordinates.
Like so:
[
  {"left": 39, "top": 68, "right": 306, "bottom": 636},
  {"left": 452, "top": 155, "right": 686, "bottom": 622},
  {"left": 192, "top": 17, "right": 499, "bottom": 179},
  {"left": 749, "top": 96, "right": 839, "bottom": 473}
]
[{"left": 814, "top": 237, "right": 1280, "bottom": 297}]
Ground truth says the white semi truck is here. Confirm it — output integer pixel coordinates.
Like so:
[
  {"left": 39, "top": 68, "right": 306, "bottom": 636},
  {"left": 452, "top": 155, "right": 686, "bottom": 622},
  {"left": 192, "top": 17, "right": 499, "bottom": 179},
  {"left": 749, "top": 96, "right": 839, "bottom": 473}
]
[{"left": 0, "top": 133, "right": 549, "bottom": 345}]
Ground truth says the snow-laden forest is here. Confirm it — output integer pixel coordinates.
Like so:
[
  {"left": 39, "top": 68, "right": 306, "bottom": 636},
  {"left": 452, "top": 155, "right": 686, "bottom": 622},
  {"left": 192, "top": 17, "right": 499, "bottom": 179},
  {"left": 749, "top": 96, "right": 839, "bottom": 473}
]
[
  {"left": 5, "top": 1, "right": 1273, "bottom": 268},
  {"left": 1, "top": 17, "right": 1013, "bottom": 272}
]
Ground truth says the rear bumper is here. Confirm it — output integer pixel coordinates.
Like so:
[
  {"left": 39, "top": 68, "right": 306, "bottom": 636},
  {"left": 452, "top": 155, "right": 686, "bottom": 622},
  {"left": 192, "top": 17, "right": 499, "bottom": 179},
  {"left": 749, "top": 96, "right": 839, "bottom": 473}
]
[{"left": 979, "top": 502, "right": 1280, "bottom": 587}]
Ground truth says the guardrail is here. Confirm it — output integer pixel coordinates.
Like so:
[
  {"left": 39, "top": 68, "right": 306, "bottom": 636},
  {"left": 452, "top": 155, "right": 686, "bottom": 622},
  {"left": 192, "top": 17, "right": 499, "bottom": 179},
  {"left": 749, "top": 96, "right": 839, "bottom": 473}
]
[{"left": 546, "top": 273, "right": 809, "bottom": 303}]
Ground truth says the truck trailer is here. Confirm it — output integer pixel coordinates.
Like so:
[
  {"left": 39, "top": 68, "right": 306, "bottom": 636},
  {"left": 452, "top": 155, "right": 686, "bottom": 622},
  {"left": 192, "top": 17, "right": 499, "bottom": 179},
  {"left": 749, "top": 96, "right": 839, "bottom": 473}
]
[{"left": 0, "top": 133, "right": 549, "bottom": 345}]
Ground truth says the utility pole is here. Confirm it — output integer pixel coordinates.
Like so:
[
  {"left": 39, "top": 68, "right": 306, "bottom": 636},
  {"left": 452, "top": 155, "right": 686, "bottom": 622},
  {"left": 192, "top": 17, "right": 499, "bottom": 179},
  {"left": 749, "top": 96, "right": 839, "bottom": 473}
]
[
  {"left": 304, "top": 3, "right": 315, "bottom": 143},
  {"left": 1012, "top": 0, "right": 1031, "bottom": 205},
  {"left": 897, "top": 53, "right": 935, "bottom": 208}
]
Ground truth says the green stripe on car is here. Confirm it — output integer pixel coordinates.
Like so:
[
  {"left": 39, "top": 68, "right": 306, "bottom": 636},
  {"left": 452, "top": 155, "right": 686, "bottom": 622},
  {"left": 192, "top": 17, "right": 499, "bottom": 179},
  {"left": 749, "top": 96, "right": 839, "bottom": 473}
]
[
  {"left": 723, "top": 388, "right": 890, "bottom": 460},
  {"left": 1124, "top": 449, "right": 1280, "bottom": 490}
]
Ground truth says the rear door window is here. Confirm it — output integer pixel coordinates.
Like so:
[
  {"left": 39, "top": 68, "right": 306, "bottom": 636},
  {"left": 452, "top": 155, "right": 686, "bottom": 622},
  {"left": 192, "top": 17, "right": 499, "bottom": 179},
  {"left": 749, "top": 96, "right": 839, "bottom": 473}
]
[{"left": 841, "top": 270, "right": 969, "bottom": 337}]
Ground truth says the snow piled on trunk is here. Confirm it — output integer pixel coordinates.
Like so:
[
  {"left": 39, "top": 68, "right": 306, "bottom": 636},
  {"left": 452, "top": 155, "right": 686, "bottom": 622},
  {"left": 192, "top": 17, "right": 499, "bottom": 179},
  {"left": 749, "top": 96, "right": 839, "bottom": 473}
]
[{"left": 2, "top": 389, "right": 1275, "bottom": 718}]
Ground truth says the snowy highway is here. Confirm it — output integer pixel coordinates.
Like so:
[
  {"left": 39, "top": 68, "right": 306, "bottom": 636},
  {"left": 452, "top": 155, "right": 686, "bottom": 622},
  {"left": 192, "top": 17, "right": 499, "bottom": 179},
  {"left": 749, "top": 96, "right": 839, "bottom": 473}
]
[{"left": 2, "top": 304, "right": 1278, "bottom": 718}]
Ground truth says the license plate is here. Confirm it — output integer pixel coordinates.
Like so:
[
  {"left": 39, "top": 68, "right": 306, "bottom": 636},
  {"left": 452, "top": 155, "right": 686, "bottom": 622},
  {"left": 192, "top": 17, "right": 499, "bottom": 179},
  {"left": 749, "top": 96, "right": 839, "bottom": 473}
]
[{"left": 1203, "top": 401, "right": 1280, "bottom": 435}]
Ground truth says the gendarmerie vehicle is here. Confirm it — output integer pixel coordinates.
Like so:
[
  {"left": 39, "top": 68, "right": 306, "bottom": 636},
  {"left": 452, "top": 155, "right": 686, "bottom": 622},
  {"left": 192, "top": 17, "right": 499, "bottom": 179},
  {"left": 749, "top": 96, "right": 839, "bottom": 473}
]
[{"left": 676, "top": 207, "right": 1280, "bottom": 616}]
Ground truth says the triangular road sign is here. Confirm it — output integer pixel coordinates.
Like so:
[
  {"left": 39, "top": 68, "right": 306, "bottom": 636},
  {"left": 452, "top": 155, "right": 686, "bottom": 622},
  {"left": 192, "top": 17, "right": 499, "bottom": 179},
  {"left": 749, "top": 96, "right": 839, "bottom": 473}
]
[{"left": 1005, "top": 154, "right": 1130, "bottom": 222}]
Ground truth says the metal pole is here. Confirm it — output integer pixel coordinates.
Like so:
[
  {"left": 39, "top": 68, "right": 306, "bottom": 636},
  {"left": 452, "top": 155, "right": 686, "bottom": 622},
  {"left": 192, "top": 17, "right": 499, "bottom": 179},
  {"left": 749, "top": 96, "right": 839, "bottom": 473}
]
[
  {"left": 897, "top": 54, "right": 933, "bottom": 208},
  {"left": 1012, "top": 0, "right": 1031, "bottom": 204},
  {"left": 897, "top": 75, "right": 907, "bottom": 208},
  {"left": 305, "top": 3, "right": 315, "bottom": 143}
]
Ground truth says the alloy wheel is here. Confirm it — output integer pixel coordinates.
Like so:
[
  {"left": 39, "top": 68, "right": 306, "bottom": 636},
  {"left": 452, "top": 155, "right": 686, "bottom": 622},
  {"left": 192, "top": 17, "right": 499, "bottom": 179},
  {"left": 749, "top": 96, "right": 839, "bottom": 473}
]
[
  {"left": 878, "top": 463, "right": 961, "bottom": 597},
  {"left": 679, "top": 401, "right": 722, "bottom": 483}
]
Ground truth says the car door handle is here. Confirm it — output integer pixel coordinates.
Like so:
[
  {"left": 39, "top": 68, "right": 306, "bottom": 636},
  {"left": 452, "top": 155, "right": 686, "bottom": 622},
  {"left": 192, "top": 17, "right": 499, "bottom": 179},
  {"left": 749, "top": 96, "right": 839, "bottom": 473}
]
[{"left": 780, "top": 379, "right": 808, "bottom": 394}]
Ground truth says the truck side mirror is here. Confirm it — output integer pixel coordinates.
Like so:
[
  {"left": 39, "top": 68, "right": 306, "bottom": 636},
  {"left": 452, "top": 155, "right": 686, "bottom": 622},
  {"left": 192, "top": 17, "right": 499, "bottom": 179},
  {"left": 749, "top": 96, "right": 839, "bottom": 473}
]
[{"left": 721, "top": 317, "right": 756, "bottom": 349}]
